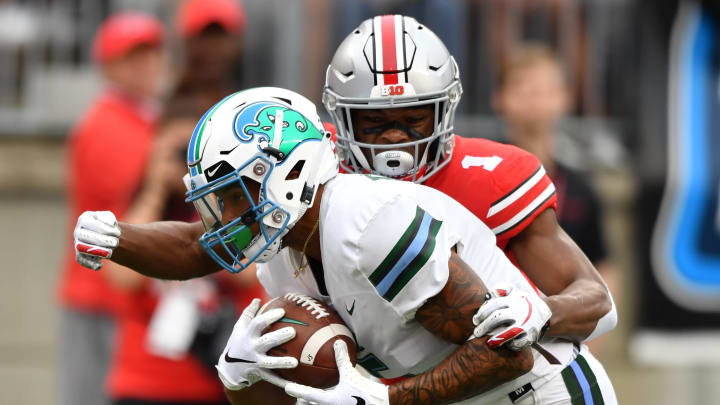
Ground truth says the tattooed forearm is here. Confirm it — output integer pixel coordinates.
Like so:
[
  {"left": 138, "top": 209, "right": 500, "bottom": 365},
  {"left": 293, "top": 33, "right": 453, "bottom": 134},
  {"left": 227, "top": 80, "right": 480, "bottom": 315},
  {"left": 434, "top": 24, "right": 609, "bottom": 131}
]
[
  {"left": 388, "top": 336, "right": 533, "bottom": 405},
  {"left": 395, "top": 252, "right": 534, "bottom": 405},
  {"left": 415, "top": 251, "right": 488, "bottom": 343}
]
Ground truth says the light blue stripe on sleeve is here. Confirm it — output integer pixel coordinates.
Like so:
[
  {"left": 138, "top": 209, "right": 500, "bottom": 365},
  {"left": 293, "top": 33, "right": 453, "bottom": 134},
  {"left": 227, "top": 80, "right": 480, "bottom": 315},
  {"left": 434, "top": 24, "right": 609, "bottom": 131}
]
[{"left": 375, "top": 212, "right": 432, "bottom": 296}]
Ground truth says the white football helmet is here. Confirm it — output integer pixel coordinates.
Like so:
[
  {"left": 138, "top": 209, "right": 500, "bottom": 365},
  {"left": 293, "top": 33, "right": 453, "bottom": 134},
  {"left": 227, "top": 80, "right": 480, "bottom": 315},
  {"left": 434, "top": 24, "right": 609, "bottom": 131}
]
[
  {"left": 184, "top": 87, "right": 338, "bottom": 272},
  {"left": 322, "top": 15, "right": 462, "bottom": 183}
]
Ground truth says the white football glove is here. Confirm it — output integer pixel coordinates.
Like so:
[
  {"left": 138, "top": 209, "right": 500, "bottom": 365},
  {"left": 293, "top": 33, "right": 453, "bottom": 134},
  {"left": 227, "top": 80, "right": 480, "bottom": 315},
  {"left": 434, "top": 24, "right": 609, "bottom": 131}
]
[
  {"left": 74, "top": 211, "right": 121, "bottom": 271},
  {"left": 472, "top": 284, "right": 552, "bottom": 351},
  {"left": 216, "top": 298, "right": 298, "bottom": 391},
  {"left": 285, "top": 340, "right": 389, "bottom": 405}
]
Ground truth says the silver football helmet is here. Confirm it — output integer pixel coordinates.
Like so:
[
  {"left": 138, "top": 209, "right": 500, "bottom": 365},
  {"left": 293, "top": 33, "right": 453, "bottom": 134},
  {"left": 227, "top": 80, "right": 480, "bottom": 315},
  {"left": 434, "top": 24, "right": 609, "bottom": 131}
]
[{"left": 322, "top": 15, "right": 462, "bottom": 183}]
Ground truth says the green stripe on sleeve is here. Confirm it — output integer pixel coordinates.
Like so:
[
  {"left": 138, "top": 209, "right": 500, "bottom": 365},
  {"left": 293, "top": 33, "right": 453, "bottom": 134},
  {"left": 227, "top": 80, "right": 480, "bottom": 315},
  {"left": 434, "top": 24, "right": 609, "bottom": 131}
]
[
  {"left": 575, "top": 355, "right": 605, "bottom": 405},
  {"left": 561, "top": 365, "right": 586, "bottom": 405},
  {"left": 384, "top": 218, "right": 443, "bottom": 301},
  {"left": 369, "top": 206, "right": 424, "bottom": 286}
]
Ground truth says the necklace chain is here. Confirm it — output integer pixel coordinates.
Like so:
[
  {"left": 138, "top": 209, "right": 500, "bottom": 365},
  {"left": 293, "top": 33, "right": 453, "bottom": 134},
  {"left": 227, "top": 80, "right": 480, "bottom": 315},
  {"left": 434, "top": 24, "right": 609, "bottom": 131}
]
[{"left": 294, "top": 219, "right": 320, "bottom": 278}]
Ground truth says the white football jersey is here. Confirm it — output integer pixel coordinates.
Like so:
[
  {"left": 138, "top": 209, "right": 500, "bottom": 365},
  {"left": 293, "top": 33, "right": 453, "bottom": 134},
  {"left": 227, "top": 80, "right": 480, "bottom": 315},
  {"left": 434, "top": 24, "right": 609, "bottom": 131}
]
[{"left": 257, "top": 173, "right": 577, "bottom": 404}]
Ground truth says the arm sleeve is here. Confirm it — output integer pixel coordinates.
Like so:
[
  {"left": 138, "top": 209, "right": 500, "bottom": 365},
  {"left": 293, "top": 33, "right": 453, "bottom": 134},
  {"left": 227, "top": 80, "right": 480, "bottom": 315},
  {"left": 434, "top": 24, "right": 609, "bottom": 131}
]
[{"left": 356, "top": 195, "right": 455, "bottom": 323}]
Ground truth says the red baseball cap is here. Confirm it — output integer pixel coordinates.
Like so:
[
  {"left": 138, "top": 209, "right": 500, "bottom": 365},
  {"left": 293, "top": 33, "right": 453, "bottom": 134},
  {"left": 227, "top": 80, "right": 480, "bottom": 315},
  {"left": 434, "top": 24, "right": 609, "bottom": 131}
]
[
  {"left": 177, "top": 0, "right": 246, "bottom": 38},
  {"left": 92, "top": 11, "right": 164, "bottom": 64}
]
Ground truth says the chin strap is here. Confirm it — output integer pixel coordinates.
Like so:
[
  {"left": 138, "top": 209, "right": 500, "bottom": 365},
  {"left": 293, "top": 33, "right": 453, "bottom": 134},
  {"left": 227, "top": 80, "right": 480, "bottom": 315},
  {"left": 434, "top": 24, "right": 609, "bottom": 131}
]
[
  {"left": 243, "top": 182, "right": 309, "bottom": 265},
  {"left": 241, "top": 192, "right": 293, "bottom": 264},
  {"left": 241, "top": 226, "right": 289, "bottom": 264},
  {"left": 301, "top": 134, "right": 335, "bottom": 206}
]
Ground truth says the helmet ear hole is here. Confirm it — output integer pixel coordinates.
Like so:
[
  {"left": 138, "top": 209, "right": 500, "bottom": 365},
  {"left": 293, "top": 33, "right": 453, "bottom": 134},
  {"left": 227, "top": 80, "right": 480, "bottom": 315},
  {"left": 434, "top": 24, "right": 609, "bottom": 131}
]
[{"left": 285, "top": 160, "right": 306, "bottom": 180}]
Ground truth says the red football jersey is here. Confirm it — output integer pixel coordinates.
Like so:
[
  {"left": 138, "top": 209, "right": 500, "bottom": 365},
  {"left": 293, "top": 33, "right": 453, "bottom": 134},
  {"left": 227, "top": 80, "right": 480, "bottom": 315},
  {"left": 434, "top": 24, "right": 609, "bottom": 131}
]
[
  {"left": 325, "top": 124, "right": 557, "bottom": 258},
  {"left": 425, "top": 135, "right": 558, "bottom": 250}
]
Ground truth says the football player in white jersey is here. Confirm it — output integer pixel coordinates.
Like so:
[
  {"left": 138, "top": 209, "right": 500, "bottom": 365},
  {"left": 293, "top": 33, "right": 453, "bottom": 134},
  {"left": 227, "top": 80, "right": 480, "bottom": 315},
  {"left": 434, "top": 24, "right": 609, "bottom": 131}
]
[{"left": 73, "top": 88, "right": 616, "bottom": 404}]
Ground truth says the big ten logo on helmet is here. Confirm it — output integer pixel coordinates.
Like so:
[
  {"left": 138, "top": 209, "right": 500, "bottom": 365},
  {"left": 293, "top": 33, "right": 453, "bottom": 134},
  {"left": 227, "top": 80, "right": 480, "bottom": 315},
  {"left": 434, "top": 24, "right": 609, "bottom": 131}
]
[{"left": 381, "top": 85, "right": 405, "bottom": 96}]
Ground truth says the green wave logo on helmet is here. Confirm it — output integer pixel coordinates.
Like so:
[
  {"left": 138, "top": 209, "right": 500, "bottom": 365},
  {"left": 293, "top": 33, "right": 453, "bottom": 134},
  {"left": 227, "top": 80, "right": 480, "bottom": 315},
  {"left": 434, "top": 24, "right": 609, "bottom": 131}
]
[{"left": 235, "top": 102, "right": 323, "bottom": 158}]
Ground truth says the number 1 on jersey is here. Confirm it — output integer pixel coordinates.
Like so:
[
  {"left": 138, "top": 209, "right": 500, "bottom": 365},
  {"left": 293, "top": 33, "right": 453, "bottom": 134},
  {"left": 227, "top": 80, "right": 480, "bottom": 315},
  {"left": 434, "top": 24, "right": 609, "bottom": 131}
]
[{"left": 461, "top": 155, "right": 503, "bottom": 171}]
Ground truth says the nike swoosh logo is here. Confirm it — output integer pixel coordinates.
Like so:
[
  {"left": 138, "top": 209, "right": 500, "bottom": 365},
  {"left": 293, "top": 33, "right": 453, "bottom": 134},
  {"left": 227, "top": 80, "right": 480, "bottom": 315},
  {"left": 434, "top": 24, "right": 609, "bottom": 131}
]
[
  {"left": 345, "top": 299, "right": 355, "bottom": 316},
  {"left": 521, "top": 297, "right": 532, "bottom": 326},
  {"left": 352, "top": 396, "right": 365, "bottom": 405},
  {"left": 224, "top": 351, "right": 255, "bottom": 364},
  {"left": 279, "top": 317, "right": 309, "bottom": 326},
  {"left": 219, "top": 144, "right": 240, "bottom": 155},
  {"left": 206, "top": 165, "right": 222, "bottom": 177}
]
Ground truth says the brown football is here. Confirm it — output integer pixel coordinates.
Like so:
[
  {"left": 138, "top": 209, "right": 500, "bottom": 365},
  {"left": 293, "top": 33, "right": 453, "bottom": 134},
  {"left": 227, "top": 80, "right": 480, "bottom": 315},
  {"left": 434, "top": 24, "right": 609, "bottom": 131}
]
[{"left": 260, "top": 293, "right": 357, "bottom": 388}]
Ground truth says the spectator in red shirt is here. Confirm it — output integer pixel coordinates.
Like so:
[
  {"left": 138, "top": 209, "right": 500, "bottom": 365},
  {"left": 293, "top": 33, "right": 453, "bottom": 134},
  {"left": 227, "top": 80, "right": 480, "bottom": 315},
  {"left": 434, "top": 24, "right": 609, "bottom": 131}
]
[{"left": 58, "top": 11, "right": 166, "bottom": 405}]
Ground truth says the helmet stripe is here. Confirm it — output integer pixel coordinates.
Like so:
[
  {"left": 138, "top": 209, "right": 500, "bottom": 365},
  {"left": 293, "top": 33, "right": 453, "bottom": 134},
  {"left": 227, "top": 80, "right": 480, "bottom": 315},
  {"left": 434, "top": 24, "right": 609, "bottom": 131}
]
[
  {"left": 188, "top": 93, "right": 236, "bottom": 175},
  {"left": 396, "top": 15, "right": 408, "bottom": 84},
  {"left": 188, "top": 102, "right": 215, "bottom": 168},
  {"left": 372, "top": 17, "right": 384, "bottom": 85},
  {"left": 191, "top": 117, "right": 210, "bottom": 175},
  {"left": 380, "top": 15, "right": 398, "bottom": 84}
]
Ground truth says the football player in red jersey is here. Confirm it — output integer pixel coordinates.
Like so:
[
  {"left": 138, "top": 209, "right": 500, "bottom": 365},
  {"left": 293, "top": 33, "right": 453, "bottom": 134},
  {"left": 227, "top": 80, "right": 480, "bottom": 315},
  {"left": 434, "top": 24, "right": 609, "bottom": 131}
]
[{"left": 323, "top": 15, "right": 616, "bottom": 350}]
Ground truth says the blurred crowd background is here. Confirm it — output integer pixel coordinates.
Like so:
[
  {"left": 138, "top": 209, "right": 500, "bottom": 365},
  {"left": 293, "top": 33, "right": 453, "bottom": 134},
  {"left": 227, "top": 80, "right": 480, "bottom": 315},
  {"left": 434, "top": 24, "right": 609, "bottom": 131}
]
[{"left": 0, "top": 0, "right": 719, "bottom": 404}]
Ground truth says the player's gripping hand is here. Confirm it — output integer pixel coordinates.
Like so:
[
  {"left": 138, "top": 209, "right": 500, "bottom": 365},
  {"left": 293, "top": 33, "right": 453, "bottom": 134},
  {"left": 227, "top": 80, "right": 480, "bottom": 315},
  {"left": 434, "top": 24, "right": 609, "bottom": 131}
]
[
  {"left": 472, "top": 284, "right": 552, "bottom": 351},
  {"left": 285, "top": 340, "right": 389, "bottom": 405},
  {"left": 74, "top": 211, "right": 121, "bottom": 271},
  {"left": 216, "top": 298, "right": 298, "bottom": 391}
]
